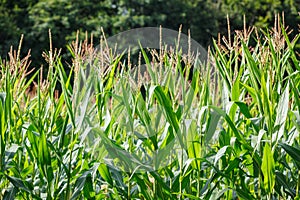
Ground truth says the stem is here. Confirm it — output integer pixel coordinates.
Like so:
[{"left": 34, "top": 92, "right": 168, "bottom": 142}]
[
  {"left": 66, "top": 136, "right": 74, "bottom": 199},
  {"left": 297, "top": 170, "right": 300, "bottom": 197},
  {"left": 197, "top": 171, "right": 200, "bottom": 197},
  {"left": 179, "top": 148, "right": 184, "bottom": 199},
  {"left": 128, "top": 174, "right": 131, "bottom": 200}
]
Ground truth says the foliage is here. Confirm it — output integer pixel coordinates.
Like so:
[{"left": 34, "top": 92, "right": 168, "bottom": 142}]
[
  {"left": 0, "top": 16, "right": 300, "bottom": 199},
  {"left": 0, "top": 0, "right": 299, "bottom": 68}
]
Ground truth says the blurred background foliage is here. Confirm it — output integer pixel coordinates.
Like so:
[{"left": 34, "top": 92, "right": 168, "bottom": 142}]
[{"left": 0, "top": 0, "right": 299, "bottom": 68}]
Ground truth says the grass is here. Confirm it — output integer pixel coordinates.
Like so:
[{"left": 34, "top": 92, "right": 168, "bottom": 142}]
[{"left": 0, "top": 15, "right": 300, "bottom": 199}]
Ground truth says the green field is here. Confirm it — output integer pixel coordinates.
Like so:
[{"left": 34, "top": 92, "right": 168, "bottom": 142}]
[{"left": 0, "top": 17, "right": 300, "bottom": 199}]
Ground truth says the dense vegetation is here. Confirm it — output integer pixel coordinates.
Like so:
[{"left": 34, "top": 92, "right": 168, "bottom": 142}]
[
  {"left": 0, "top": 15, "right": 299, "bottom": 199},
  {"left": 1, "top": 0, "right": 300, "bottom": 68}
]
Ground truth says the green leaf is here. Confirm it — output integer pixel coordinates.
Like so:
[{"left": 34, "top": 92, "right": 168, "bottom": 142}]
[
  {"left": 98, "top": 163, "right": 113, "bottom": 186},
  {"left": 139, "top": 42, "right": 156, "bottom": 83},
  {"left": 275, "top": 171, "right": 296, "bottom": 198},
  {"left": 231, "top": 79, "right": 240, "bottom": 101},
  {"left": 273, "top": 82, "right": 289, "bottom": 146},
  {"left": 225, "top": 158, "right": 240, "bottom": 174},
  {"left": 214, "top": 146, "right": 229, "bottom": 166},
  {"left": 236, "top": 187, "right": 255, "bottom": 200},
  {"left": 152, "top": 85, "right": 184, "bottom": 147},
  {"left": 280, "top": 143, "right": 300, "bottom": 169},
  {"left": 205, "top": 110, "right": 221, "bottom": 143},
  {"left": 71, "top": 171, "right": 92, "bottom": 200},
  {"left": 277, "top": 83, "right": 290, "bottom": 120},
  {"left": 261, "top": 143, "right": 275, "bottom": 193},
  {"left": 234, "top": 102, "right": 252, "bottom": 119},
  {"left": 208, "top": 105, "right": 251, "bottom": 150},
  {"left": 5, "top": 174, "right": 31, "bottom": 194}
]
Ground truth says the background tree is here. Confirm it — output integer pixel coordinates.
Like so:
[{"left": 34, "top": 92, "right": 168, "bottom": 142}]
[{"left": 0, "top": 0, "right": 299, "bottom": 69}]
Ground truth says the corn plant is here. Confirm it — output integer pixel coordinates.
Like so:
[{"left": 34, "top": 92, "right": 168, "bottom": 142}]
[{"left": 0, "top": 15, "right": 299, "bottom": 200}]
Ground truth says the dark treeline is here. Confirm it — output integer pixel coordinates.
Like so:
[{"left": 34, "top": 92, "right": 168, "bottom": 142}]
[{"left": 0, "top": 0, "right": 299, "bottom": 69}]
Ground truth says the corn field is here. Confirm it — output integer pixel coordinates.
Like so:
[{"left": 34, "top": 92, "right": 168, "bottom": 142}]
[{"left": 0, "top": 16, "right": 300, "bottom": 199}]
